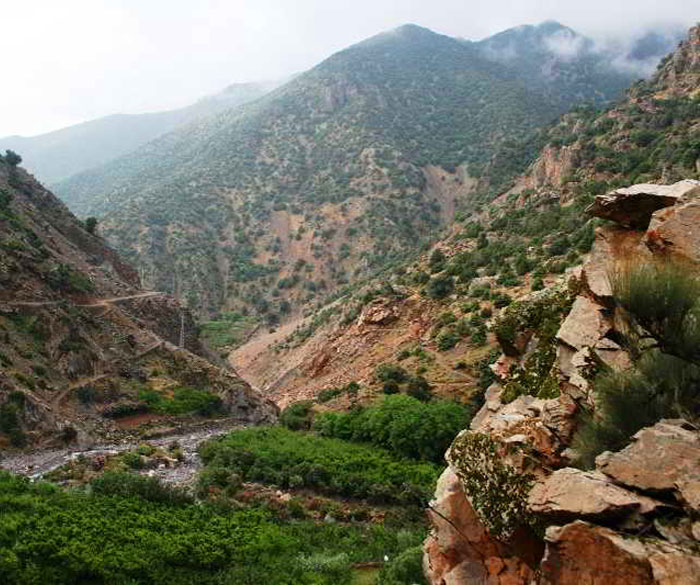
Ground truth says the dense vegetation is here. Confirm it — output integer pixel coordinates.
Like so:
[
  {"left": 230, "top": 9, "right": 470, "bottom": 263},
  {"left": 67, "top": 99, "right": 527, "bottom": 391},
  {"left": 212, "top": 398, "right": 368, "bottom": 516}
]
[
  {"left": 0, "top": 470, "right": 426, "bottom": 585},
  {"left": 198, "top": 425, "right": 440, "bottom": 505},
  {"left": 314, "top": 394, "right": 470, "bottom": 463},
  {"left": 55, "top": 23, "right": 634, "bottom": 319}
]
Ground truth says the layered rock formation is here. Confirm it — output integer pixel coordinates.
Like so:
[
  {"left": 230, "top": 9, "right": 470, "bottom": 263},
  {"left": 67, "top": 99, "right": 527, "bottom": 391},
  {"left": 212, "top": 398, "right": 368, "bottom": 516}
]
[{"left": 424, "top": 181, "right": 700, "bottom": 585}]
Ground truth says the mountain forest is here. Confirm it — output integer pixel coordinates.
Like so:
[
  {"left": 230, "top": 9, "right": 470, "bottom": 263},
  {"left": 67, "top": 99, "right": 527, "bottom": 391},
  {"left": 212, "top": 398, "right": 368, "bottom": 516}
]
[{"left": 1, "top": 14, "right": 699, "bottom": 585}]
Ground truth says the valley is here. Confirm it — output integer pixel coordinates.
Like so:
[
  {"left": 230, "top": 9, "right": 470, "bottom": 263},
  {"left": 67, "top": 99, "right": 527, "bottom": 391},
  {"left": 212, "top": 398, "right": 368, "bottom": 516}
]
[{"left": 1, "top": 11, "right": 700, "bottom": 585}]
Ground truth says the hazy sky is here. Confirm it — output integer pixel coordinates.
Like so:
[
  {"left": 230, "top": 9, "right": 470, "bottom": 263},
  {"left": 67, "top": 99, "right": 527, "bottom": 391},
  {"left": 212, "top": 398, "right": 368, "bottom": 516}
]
[{"left": 2, "top": 0, "right": 697, "bottom": 137}]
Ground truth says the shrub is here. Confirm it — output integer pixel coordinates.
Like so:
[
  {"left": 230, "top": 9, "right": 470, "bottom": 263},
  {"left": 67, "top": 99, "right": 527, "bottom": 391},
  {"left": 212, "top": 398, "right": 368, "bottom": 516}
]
[
  {"left": 84, "top": 217, "right": 98, "bottom": 234},
  {"left": 375, "top": 363, "right": 408, "bottom": 384},
  {"left": 405, "top": 376, "right": 433, "bottom": 402},
  {"left": 573, "top": 262, "right": 700, "bottom": 468},
  {"left": 317, "top": 382, "right": 359, "bottom": 403},
  {"left": 383, "top": 381, "right": 400, "bottom": 395},
  {"left": 436, "top": 328, "right": 460, "bottom": 351},
  {"left": 573, "top": 349, "right": 700, "bottom": 468},
  {"left": 280, "top": 401, "right": 315, "bottom": 430},
  {"left": 4, "top": 149, "right": 21, "bottom": 166},
  {"left": 378, "top": 545, "right": 427, "bottom": 584},
  {"left": 91, "top": 471, "right": 193, "bottom": 505},
  {"left": 425, "top": 274, "right": 454, "bottom": 299},
  {"left": 611, "top": 262, "right": 700, "bottom": 363},
  {"left": 314, "top": 394, "right": 468, "bottom": 463},
  {"left": 428, "top": 249, "right": 446, "bottom": 273},
  {"left": 470, "top": 326, "right": 487, "bottom": 346}
]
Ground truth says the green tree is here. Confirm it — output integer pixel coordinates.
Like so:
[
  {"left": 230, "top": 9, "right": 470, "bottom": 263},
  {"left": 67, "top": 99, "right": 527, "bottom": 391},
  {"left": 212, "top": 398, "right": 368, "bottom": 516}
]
[
  {"left": 3, "top": 150, "right": 21, "bottom": 167},
  {"left": 425, "top": 274, "right": 454, "bottom": 300},
  {"left": 84, "top": 217, "right": 98, "bottom": 234}
]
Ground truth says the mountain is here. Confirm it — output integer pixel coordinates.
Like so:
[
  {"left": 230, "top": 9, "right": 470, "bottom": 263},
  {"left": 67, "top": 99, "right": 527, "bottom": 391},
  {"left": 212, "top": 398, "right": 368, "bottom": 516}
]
[
  {"left": 53, "top": 22, "right": 640, "bottom": 321},
  {"left": 474, "top": 21, "right": 634, "bottom": 107},
  {"left": 229, "top": 23, "right": 700, "bottom": 411},
  {"left": 0, "top": 80, "right": 279, "bottom": 184},
  {"left": 219, "top": 26, "right": 700, "bottom": 583},
  {"left": 0, "top": 153, "right": 276, "bottom": 448}
]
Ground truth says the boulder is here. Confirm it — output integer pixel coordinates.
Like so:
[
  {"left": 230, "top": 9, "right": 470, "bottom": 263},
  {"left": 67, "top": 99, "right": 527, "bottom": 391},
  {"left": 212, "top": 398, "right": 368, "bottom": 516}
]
[
  {"left": 541, "top": 521, "right": 655, "bottom": 584},
  {"left": 648, "top": 550, "right": 700, "bottom": 585},
  {"left": 356, "top": 298, "right": 400, "bottom": 326},
  {"left": 579, "top": 225, "right": 649, "bottom": 303},
  {"left": 424, "top": 467, "right": 534, "bottom": 585},
  {"left": 646, "top": 197, "right": 700, "bottom": 264},
  {"left": 586, "top": 181, "right": 700, "bottom": 229},
  {"left": 470, "top": 383, "right": 503, "bottom": 432},
  {"left": 556, "top": 296, "right": 612, "bottom": 351},
  {"left": 596, "top": 420, "right": 700, "bottom": 511},
  {"left": 528, "top": 468, "right": 664, "bottom": 523}
]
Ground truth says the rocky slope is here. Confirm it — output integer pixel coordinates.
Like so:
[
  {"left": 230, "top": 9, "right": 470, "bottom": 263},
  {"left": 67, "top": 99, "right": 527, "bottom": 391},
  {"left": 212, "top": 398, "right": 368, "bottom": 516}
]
[
  {"left": 424, "top": 182, "right": 700, "bottom": 585},
  {"left": 228, "top": 24, "right": 700, "bottom": 412},
  {"left": 0, "top": 154, "right": 276, "bottom": 450},
  {"left": 54, "top": 22, "right": 640, "bottom": 319},
  {"left": 0, "top": 80, "right": 279, "bottom": 185},
  {"left": 507, "top": 24, "right": 700, "bottom": 198}
]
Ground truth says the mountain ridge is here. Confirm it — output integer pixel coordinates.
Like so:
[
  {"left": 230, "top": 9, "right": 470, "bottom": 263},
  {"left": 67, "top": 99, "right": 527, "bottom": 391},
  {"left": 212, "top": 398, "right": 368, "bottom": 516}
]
[
  {"left": 54, "top": 21, "right": 644, "bottom": 321},
  {"left": 0, "top": 79, "right": 281, "bottom": 184}
]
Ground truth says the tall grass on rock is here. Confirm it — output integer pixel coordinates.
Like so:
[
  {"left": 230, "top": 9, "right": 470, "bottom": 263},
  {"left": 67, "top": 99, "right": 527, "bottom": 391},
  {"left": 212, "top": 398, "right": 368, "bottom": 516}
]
[{"left": 573, "top": 262, "right": 700, "bottom": 468}]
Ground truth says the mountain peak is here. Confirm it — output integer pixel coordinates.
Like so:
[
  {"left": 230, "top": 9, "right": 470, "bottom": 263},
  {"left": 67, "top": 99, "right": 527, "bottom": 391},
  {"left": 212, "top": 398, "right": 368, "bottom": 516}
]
[{"left": 392, "top": 23, "right": 438, "bottom": 36}]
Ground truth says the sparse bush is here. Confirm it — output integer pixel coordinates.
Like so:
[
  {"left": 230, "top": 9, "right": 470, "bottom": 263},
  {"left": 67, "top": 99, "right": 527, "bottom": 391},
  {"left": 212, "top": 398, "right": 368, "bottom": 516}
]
[
  {"left": 375, "top": 363, "right": 408, "bottom": 384},
  {"left": 573, "top": 262, "right": 700, "bottom": 468},
  {"left": 280, "top": 400, "right": 315, "bottom": 430},
  {"left": 436, "top": 329, "right": 460, "bottom": 351},
  {"left": 425, "top": 274, "right": 454, "bottom": 299}
]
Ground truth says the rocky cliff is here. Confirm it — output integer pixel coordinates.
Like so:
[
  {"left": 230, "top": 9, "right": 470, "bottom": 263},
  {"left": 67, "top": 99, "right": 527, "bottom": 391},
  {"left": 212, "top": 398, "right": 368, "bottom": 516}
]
[
  {"left": 424, "top": 181, "right": 700, "bottom": 585},
  {"left": 0, "top": 156, "right": 276, "bottom": 449}
]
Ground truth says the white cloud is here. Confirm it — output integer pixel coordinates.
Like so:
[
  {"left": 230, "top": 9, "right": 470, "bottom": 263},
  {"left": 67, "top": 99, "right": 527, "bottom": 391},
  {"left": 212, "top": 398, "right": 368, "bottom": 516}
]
[
  {"left": 543, "top": 30, "right": 587, "bottom": 60},
  {"left": 0, "top": 0, "right": 696, "bottom": 136}
]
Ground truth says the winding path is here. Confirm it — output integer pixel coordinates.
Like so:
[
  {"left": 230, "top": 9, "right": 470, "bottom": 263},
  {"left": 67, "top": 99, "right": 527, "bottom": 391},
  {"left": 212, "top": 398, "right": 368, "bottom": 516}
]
[{"left": 2, "top": 291, "right": 165, "bottom": 308}]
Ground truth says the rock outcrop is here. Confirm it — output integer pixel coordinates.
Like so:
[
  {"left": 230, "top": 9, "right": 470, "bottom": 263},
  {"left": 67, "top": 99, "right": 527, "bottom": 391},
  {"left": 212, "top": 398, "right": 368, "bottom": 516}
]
[
  {"left": 584, "top": 181, "right": 698, "bottom": 229},
  {"left": 424, "top": 180, "right": 700, "bottom": 585},
  {"left": 646, "top": 189, "right": 700, "bottom": 264},
  {"left": 528, "top": 468, "right": 664, "bottom": 523},
  {"left": 597, "top": 420, "right": 700, "bottom": 512}
]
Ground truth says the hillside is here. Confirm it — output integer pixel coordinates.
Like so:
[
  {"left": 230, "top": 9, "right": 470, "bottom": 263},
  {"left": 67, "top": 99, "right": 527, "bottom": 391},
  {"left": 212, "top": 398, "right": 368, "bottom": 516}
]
[
  {"left": 421, "top": 23, "right": 700, "bottom": 585},
  {"left": 54, "top": 22, "right": 641, "bottom": 320},
  {"left": 224, "top": 24, "right": 700, "bottom": 584},
  {"left": 229, "top": 23, "right": 700, "bottom": 420},
  {"left": 0, "top": 80, "right": 278, "bottom": 184},
  {"left": 0, "top": 152, "right": 276, "bottom": 449}
]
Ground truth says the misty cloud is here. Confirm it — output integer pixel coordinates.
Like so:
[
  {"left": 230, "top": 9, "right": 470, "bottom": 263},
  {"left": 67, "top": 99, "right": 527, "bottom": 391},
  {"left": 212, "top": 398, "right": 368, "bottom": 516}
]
[
  {"left": 543, "top": 29, "right": 589, "bottom": 60},
  {"left": 1, "top": 0, "right": 697, "bottom": 137}
]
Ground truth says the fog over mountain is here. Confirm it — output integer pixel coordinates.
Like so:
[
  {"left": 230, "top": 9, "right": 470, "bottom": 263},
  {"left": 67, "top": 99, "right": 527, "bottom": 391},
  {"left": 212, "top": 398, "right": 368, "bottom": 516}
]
[{"left": 1, "top": 0, "right": 695, "bottom": 137}]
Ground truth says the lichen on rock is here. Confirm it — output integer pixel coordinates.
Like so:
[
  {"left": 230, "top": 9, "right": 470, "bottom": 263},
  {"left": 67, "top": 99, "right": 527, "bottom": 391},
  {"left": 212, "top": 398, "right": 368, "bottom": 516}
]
[{"left": 447, "top": 430, "right": 536, "bottom": 540}]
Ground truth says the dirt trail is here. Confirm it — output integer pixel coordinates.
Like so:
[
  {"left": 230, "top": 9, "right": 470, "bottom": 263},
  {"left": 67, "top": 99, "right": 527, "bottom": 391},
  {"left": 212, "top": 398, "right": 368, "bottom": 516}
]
[
  {"left": 2, "top": 291, "right": 164, "bottom": 308},
  {"left": 51, "top": 374, "right": 110, "bottom": 408}
]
